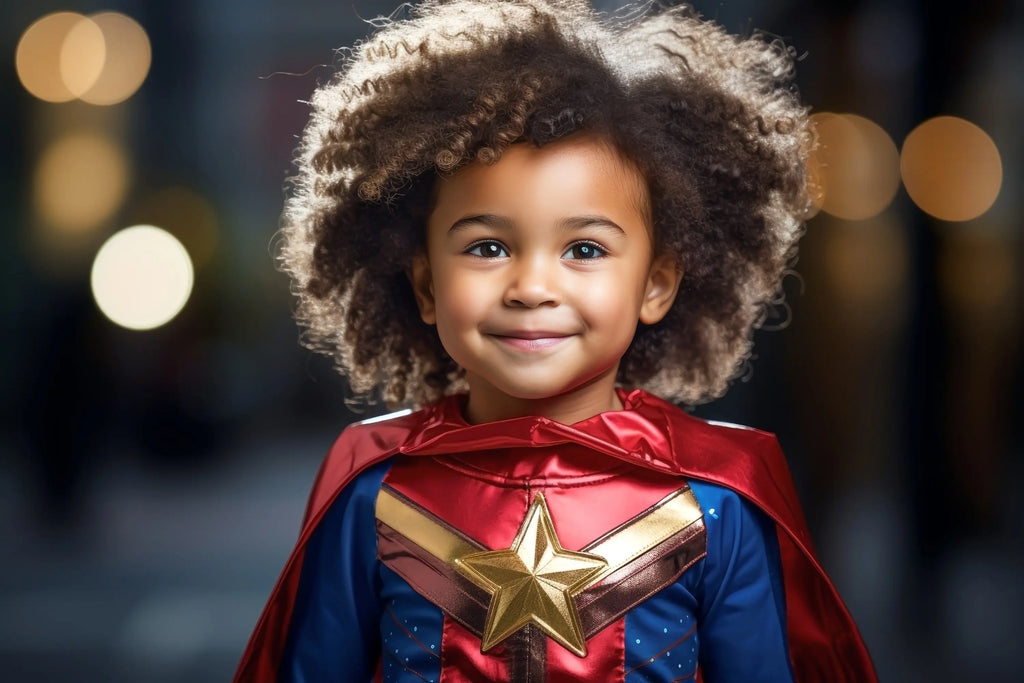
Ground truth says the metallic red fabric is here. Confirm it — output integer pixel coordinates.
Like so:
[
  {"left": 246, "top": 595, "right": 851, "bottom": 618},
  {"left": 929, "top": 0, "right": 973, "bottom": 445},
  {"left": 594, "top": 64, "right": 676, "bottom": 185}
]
[
  {"left": 382, "top": 452, "right": 697, "bottom": 680},
  {"left": 232, "top": 389, "right": 878, "bottom": 682},
  {"left": 546, "top": 619, "right": 624, "bottom": 682},
  {"left": 376, "top": 477, "right": 705, "bottom": 651},
  {"left": 441, "top": 617, "right": 510, "bottom": 682},
  {"left": 384, "top": 447, "right": 685, "bottom": 554}
]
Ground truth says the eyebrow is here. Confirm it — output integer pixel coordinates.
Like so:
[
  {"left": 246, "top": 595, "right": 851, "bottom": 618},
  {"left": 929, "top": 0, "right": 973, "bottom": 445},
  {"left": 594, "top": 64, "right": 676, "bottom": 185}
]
[
  {"left": 560, "top": 215, "right": 626, "bottom": 235},
  {"left": 447, "top": 214, "right": 512, "bottom": 233},
  {"left": 447, "top": 213, "right": 626, "bottom": 235}
]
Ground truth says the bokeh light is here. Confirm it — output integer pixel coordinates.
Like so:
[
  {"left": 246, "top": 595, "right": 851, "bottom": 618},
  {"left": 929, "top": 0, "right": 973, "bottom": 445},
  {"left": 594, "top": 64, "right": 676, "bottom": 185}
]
[
  {"left": 809, "top": 113, "right": 901, "bottom": 221},
  {"left": 15, "top": 12, "right": 85, "bottom": 102},
  {"left": 60, "top": 16, "right": 105, "bottom": 98},
  {"left": 34, "top": 133, "right": 129, "bottom": 233},
  {"left": 16, "top": 11, "right": 151, "bottom": 105},
  {"left": 80, "top": 12, "right": 152, "bottom": 105},
  {"left": 133, "top": 187, "right": 220, "bottom": 269},
  {"left": 901, "top": 116, "right": 1002, "bottom": 222},
  {"left": 91, "top": 225, "right": 195, "bottom": 331}
]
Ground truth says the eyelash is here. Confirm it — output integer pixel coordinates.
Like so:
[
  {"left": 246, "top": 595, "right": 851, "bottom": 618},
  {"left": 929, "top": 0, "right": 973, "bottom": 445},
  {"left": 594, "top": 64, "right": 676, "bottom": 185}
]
[
  {"left": 562, "top": 240, "right": 607, "bottom": 260},
  {"left": 465, "top": 240, "right": 509, "bottom": 258},
  {"left": 464, "top": 240, "right": 608, "bottom": 260}
]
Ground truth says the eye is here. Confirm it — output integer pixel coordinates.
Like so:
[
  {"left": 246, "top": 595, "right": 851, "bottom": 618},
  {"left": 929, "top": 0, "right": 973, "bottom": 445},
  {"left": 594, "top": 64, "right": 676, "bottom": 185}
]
[
  {"left": 562, "top": 241, "right": 606, "bottom": 260},
  {"left": 466, "top": 240, "right": 509, "bottom": 258}
]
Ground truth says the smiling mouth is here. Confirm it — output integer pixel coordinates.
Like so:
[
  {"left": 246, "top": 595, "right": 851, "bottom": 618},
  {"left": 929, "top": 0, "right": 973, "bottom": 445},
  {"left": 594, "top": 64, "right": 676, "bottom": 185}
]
[{"left": 490, "top": 332, "right": 573, "bottom": 352}]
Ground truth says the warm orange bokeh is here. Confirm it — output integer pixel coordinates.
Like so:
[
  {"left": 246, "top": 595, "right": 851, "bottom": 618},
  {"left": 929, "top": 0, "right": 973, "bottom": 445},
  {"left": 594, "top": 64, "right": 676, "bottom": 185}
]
[
  {"left": 900, "top": 116, "right": 1002, "bottom": 222},
  {"left": 809, "top": 113, "right": 901, "bottom": 221}
]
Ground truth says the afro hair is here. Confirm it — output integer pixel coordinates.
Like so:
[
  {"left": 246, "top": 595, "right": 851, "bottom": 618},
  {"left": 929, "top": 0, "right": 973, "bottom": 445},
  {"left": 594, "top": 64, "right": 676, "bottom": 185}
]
[{"left": 279, "top": 0, "right": 812, "bottom": 408}]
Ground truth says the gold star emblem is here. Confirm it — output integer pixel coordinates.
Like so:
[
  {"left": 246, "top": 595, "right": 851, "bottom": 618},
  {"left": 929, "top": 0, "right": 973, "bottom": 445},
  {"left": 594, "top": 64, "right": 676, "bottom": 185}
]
[{"left": 453, "top": 493, "right": 607, "bottom": 657}]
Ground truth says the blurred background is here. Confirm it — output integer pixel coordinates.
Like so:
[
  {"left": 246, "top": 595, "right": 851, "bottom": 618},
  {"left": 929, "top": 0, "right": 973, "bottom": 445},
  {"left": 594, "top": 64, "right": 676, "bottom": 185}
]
[{"left": 1, "top": 0, "right": 1021, "bottom": 680}]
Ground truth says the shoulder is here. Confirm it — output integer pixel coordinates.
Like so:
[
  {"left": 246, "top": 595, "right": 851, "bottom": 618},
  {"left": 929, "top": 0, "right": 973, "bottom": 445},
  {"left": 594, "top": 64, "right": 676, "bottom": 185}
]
[
  {"left": 302, "top": 407, "right": 428, "bottom": 527},
  {"left": 625, "top": 391, "right": 811, "bottom": 546},
  {"left": 328, "top": 407, "right": 421, "bottom": 457},
  {"left": 626, "top": 389, "right": 782, "bottom": 463},
  {"left": 683, "top": 415, "right": 792, "bottom": 486},
  {"left": 321, "top": 405, "right": 433, "bottom": 475},
  {"left": 676, "top": 411, "right": 784, "bottom": 462}
]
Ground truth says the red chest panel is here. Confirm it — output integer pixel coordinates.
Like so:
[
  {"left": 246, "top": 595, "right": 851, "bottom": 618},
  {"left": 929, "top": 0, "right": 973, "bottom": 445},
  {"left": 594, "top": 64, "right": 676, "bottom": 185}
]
[{"left": 379, "top": 447, "right": 706, "bottom": 682}]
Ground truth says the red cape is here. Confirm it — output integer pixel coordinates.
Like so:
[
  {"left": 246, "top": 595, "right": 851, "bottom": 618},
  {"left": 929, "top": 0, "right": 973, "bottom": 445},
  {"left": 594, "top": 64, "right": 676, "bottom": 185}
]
[{"left": 234, "top": 389, "right": 877, "bottom": 682}]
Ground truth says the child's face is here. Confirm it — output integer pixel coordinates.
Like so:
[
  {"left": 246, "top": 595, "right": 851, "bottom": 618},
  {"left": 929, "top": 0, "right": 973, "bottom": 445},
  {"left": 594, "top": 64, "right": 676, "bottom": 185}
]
[{"left": 413, "top": 134, "right": 681, "bottom": 424}]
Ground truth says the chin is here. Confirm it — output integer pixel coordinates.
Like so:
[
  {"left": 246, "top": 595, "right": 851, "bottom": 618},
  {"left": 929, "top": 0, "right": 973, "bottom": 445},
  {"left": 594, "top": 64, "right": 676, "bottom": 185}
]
[
  {"left": 467, "top": 373, "right": 568, "bottom": 400},
  {"left": 494, "top": 375, "right": 606, "bottom": 402},
  {"left": 498, "top": 384, "right": 573, "bottom": 402}
]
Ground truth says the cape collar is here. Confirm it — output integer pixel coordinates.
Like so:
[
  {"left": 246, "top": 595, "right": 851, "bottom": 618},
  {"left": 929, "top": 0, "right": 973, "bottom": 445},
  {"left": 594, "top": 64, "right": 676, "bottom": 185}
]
[{"left": 394, "top": 388, "right": 768, "bottom": 478}]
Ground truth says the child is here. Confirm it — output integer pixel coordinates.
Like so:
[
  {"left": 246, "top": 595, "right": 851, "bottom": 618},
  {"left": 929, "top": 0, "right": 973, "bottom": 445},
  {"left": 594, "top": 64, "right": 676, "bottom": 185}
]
[{"left": 236, "top": 1, "right": 876, "bottom": 681}]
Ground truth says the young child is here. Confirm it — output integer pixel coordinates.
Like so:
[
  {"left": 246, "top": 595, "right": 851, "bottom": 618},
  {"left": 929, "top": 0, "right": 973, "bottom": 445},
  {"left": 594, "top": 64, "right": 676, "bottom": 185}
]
[{"left": 236, "top": 1, "right": 877, "bottom": 681}]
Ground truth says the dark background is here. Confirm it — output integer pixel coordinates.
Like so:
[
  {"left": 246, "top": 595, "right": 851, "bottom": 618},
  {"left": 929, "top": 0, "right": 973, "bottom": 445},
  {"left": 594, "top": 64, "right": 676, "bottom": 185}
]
[{"left": 2, "top": 0, "right": 1022, "bottom": 680}]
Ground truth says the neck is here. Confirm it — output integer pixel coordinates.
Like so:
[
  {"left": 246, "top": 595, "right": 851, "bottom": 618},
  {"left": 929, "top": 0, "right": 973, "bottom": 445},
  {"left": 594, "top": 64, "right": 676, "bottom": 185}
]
[{"left": 463, "top": 375, "right": 624, "bottom": 425}]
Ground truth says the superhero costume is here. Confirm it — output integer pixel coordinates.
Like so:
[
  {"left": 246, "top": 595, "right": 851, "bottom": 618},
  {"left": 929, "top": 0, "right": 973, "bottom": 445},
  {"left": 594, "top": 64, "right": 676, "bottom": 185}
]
[{"left": 234, "top": 389, "right": 877, "bottom": 682}]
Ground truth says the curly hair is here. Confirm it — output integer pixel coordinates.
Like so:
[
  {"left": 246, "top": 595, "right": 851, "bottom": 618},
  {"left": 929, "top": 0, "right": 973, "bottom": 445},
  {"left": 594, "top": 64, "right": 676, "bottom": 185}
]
[{"left": 279, "top": 0, "right": 812, "bottom": 408}]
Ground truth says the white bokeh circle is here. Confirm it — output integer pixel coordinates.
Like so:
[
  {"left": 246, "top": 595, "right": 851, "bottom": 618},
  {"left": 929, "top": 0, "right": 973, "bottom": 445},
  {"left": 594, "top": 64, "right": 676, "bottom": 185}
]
[{"left": 91, "top": 225, "right": 194, "bottom": 330}]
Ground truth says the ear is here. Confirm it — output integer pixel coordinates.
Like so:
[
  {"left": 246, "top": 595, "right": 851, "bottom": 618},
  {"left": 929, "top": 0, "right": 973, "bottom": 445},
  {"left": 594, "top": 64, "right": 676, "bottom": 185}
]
[
  {"left": 410, "top": 250, "right": 437, "bottom": 325},
  {"left": 639, "top": 253, "right": 683, "bottom": 325}
]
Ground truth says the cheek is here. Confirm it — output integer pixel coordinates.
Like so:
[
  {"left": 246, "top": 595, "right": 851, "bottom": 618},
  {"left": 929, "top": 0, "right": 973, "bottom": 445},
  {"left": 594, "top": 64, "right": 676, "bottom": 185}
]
[
  {"left": 432, "top": 276, "right": 482, "bottom": 331},
  {"left": 575, "top": 268, "right": 647, "bottom": 317},
  {"left": 430, "top": 291, "right": 469, "bottom": 363}
]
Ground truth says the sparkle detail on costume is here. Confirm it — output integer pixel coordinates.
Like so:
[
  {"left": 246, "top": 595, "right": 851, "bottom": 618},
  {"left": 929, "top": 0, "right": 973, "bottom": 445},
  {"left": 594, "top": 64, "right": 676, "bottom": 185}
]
[{"left": 453, "top": 493, "right": 607, "bottom": 656}]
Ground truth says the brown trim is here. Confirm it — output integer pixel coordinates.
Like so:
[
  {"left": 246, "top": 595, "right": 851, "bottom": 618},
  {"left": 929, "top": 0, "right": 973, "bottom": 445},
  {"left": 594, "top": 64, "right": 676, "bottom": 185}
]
[
  {"left": 377, "top": 520, "right": 489, "bottom": 636},
  {"left": 578, "top": 518, "right": 706, "bottom": 637}
]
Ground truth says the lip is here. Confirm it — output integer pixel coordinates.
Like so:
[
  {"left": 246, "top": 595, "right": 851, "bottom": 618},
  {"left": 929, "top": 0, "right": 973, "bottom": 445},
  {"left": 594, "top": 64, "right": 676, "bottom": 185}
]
[{"left": 488, "top": 330, "right": 574, "bottom": 352}]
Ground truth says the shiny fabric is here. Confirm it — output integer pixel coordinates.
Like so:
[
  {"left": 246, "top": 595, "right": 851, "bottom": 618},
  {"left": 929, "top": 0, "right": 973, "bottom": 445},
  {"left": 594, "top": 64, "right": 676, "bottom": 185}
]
[
  {"left": 278, "top": 450, "right": 791, "bottom": 681},
  {"left": 379, "top": 447, "right": 794, "bottom": 682},
  {"left": 377, "top": 458, "right": 708, "bottom": 677},
  {"left": 234, "top": 389, "right": 877, "bottom": 682},
  {"left": 375, "top": 482, "right": 707, "bottom": 650}
]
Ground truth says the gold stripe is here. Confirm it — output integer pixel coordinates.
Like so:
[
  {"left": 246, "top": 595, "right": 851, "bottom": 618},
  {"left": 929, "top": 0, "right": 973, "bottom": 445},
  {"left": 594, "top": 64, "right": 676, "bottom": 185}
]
[
  {"left": 376, "top": 484, "right": 702, "bottom": 585},
  {"left": 375, "top": 487, "right": 479, "bottom": 563},
  {"left": 582, "top": 487, "right": 702, "bottom": 585}
]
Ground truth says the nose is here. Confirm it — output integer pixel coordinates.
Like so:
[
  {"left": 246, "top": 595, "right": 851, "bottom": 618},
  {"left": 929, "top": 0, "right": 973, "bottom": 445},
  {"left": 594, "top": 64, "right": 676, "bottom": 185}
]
[{"left": 503, "top": 255, "right": 560, "bottom": 308}]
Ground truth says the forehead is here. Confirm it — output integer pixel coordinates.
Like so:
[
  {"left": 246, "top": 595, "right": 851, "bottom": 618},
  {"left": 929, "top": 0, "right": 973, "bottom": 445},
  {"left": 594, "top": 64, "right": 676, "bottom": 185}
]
[{"left": 429, "top": 134, "right": 651, "bottom": 226}]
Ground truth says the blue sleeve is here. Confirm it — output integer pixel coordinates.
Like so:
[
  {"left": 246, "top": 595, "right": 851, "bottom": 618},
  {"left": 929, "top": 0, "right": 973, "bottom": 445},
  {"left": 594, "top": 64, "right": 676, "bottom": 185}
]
[
  {"left": 688, "top": 480, "right": 794, "bottom": 683},
  {"left": 279, "top": 460, "right": 392, "bottom": 682}
]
